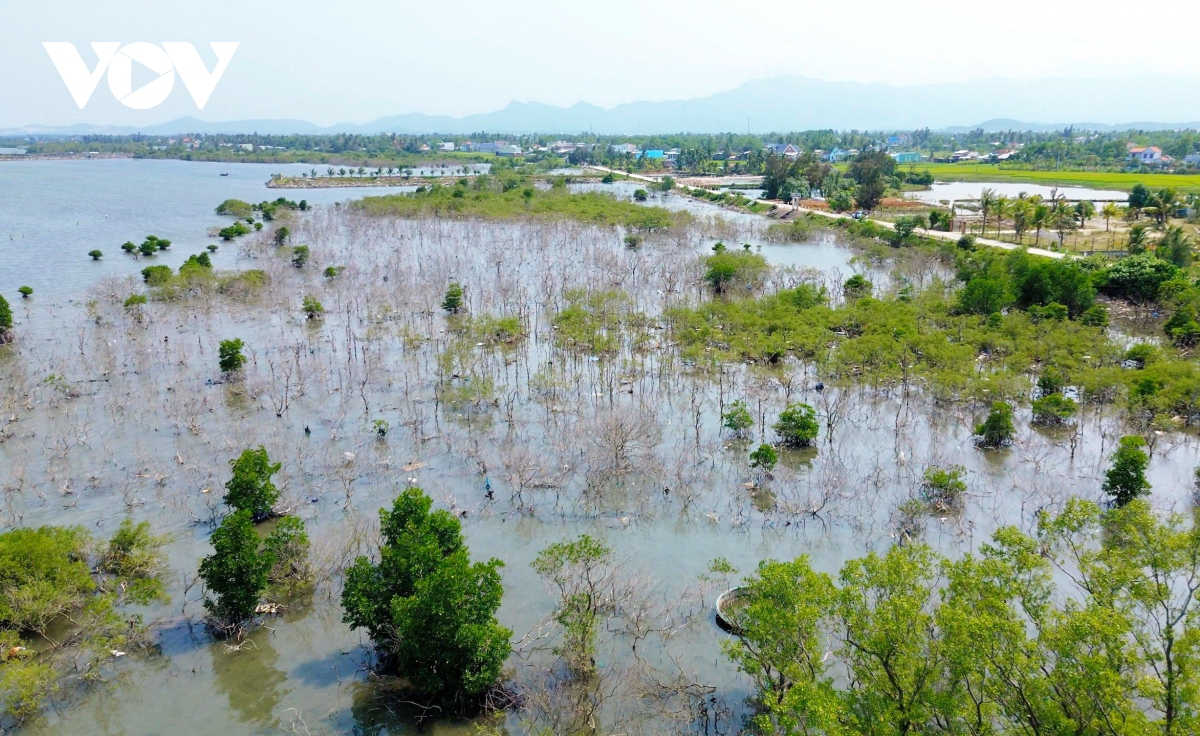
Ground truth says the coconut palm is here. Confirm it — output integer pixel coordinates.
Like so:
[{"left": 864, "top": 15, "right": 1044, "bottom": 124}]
[
  {"left": 1101, "top": 202, "right": 1121, "bottom": 231},
  {"left": 1011, "top": 199, "right": 1032, "bottom": 243},
  {"left": 1127, "top": 222, "right": 1151, "bottom": 254},
  {"left": 1031, "top": 203, "right": 1051, "bottom": 247},
  {"left": 992, "top": 195, "right": 1010, "bottom": 238},
  {"left": 978, "top": 187, "right": 996, "bottom": 236}
]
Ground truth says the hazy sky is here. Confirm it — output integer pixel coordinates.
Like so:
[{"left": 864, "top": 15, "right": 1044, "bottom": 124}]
[{"left": 3, "top": 0, "right": 1199, "bottom": 128}]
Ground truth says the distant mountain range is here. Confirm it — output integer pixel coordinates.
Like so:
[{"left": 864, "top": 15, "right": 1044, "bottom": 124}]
[{"left": 8, "top": 75, "right": 1200, "bottom": 136}]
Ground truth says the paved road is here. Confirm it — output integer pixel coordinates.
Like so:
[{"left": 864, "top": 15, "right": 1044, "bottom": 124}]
[{"left": 585, "top": 165, "right": 1065, "bottom": 260}]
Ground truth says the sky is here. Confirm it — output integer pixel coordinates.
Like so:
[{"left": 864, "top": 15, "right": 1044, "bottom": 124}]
[{"left": 2, "top": 0, "right": 1199, "bottom": 129}]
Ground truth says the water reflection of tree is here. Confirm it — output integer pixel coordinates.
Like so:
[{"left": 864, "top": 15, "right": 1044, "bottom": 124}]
[{"left": 210, "top": 629, "right": 290, "bottom": 728}]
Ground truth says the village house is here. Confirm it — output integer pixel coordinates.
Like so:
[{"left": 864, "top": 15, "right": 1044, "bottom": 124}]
[
  {"left": 439, "top": 142, "right": 455, "bottom": 151},
  {"left": 826, "top": 147, "right": 855, "bottom": 163},
  {"left": 764, "top": 143, "right": 801, "bottom": 157},
  {"left": 1127, "top": 144, "right": 1170, "bottom": 166},
  {"left": 609, "top": 143, "right": 639, "bottom": 155},
  {"left": 889, "top": 151, "right": 921, "bottom": 164}
]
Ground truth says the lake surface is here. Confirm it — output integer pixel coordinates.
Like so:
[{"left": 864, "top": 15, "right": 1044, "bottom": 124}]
[
  {"left": 906, "top": 181, "right": 1128, "bottom": 205},
  {"left": 0, "top": 160, "right": 418, "bottom": 301},
  {"left": 1, "top": 159, "right": 1194, "bottom": 735}
]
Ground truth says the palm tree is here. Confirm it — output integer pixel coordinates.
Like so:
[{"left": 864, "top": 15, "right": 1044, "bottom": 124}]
[
  {"left": 1031, "top": 203, "right": 1050, "bottom": 247},
  {"left": 327, "top": 167, "right": 334, "bottom": 177},
  {"left": 1011, "top": 200, "right": 1032, "bottom": 243},
  {"left": 978, "top": 187, "right": 997, "bottom": 236},
  {"left": 993, "top": 195, "right": 1010, "bottom": 238},
  {"left": 1101, "top": 202, "right": 1121, "bottom": 231},
  {"left": 1127, "top": 223, "right": 1150, "bottom": 254}
]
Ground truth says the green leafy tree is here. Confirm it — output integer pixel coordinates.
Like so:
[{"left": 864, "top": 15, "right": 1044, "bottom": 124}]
[
  {"left": 273, "top": 226, "right": 290, "bottom": 246},
  {"left": 1098, "top": 254, "right": 1179, "bottom": 302},
  {"left": 0, "top": 527, "right": 93, "bottom": 633},
  {"left": 16, "top": 287, "right": 31, "bottom": 299},
  {"left": 891, "top": 215, "right": 925, "bottom": 245},
  {"left": 198, "top": 510, "right": 273, "bottom": 633},
  {"left": 725, "top": 557, "right": 840, "bottom": 734},
  {"left": 290, "top": 245, "right": 309, "bottom": 267},
  {"left": 704, "top": 251, "right": 768, "bottom": 295},
  {"left": 218, "top": 338, "right": 245, "bottom": 373},
  {"left": 1103, "top": 436, "right": 1151, "bottom": 506},
  {"left": 88, "top": 249, "right": 103, "bottom": 260},
  {"left": 301, "top": 295, "right": 324, "bottom": 319},
  {"left": 1165, "top": 305, "right": 1200, "bottom": 347},
  {"left": 773, "top": 403, "right": 819, "bottom": 447},
  {"left": 921, "top": 465, "right": 967, "bottom": 511},
  {"left": 442, "top": 282, "right": 464, "bottom": 313},
  {"left": 263, "top": 516, "right": 311, "bottom": 593},
  {"left": 140, "top": 265, "right": 173, "bottom": 285},
  {"left": 837, "top": 544, "right": 944, "bottom": 734},
  {"left": 341, "top": 488, "right": 509, "bottom": 702},
  {"left": 843, "top": 274, "right": 873, "bottom": 300},
  {"left": 224, "top": 447, "right": 281, "bottom": 521},
  {"left": 532, "top": 535, "right": 614, "bottom": 678},
  {"left": 957, "top": 276, "right": 1010, "bottom": 316},
  {"left": 974, "top": 401, "right": 1015, "bottom": 448},
  {"left": 0, "top": 296, "right": 11, "bottom": 338},
  {"left": 750, "top": 443, "right": 778, "bottom": 473},
  {"left": 721, "top": 400, "right": 754, "bottom": 438},
  {"left": 1031, "top": 393, "right": 1078, "bottom": 425}
]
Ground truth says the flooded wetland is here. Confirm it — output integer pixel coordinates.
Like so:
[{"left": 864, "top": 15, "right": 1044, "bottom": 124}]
[{"left": 1, "top": 161, "right": 1198, "bottom": 735}]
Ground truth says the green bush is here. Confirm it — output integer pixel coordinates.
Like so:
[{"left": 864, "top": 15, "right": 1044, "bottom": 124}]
[
  {"left": 1096, "top": 254, "right": 1179, "bottom": 303},
  {"left": 1031, "top": 393, "right": 1078, "bottom": 426},
  {"left": 290, "top": 245, "right": 310, "bottom": 268},
  {"left": 215, "top": 199, "right": 254, "bottom": 218},
  {"left": 198, "top": 510, "right": 273, "bottom": 632},
  {"left": 223, "top": 447, "right": 281, "bottom": 521},
  {"left": 263, "top": 516, "right": 311, "bottom": 593},
  {"left": 721, "top": 400, "right": 754, "bottom": 438},
  {"left": 88, "top": 249, "right": 103, "bottom": 260},
  {"left": 921, "top": 465, "right": 967, "bottom": 510},
  {"left": 140, "top": 265, "right": 173, "bottom": 285},
  {"left": 442, "top": 282, "right": 464, "bottom": 313},
  {"left": 843, "top": 274, "right": 873, "bottom": 300},
  {"left": 1103, "top": 436, "right": 1151, "bottom": 506},
  {"left": 219, "top": 221, "right": 251, "bottom": 240},
  {"left": 0, "top": 527, "right": 93, "bottom": 632},
  {"left": 974, "top": 401, "right": 1016, "bottom": 448},
  {"left": 341, "top": 488, "right": 510, "bottom": 702},
  {"left": 774, "top": 403, "right": 819, "bottom": 447},
  {"left": 750, "top": 443, "right": 778, "bottom": 472},
  {"left": 218, "top": 338, "right": 245, "bottom": 373},
  {"left": 705, "top": 251, "right": 769, "bottom": 295},
  {"left": 302, "top": 295, "right": 324, "bottom": 319}
]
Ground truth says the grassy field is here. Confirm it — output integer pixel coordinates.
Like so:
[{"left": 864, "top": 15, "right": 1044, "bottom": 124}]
[{"left": 905, "top": 163, "right": 1200, "bottom": 192}]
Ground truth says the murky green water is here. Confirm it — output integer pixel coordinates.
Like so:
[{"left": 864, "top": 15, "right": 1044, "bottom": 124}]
[{"left": 1, "top": 161, "right": 1194, "bottom": 735}]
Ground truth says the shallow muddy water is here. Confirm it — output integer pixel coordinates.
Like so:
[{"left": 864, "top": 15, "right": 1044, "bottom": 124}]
[{"left": 1, "top": 161, "right": 1196, "bottom": 735}]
